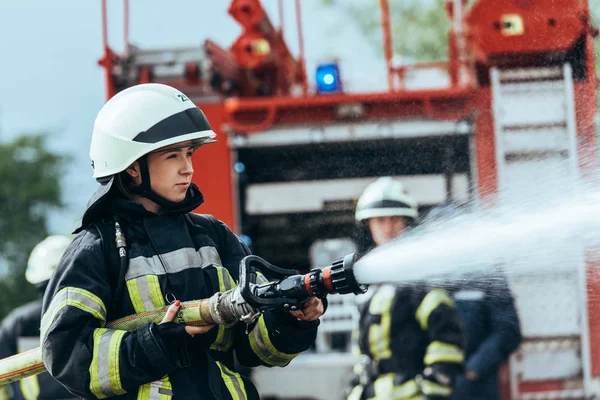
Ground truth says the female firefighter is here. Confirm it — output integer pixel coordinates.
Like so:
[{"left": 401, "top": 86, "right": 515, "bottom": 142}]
[
  {"left": 40, "top": 83, "right": 324, "bottom": 400},
  {"left": 348, "top": 177, "right": 465, "bottom": 400}
]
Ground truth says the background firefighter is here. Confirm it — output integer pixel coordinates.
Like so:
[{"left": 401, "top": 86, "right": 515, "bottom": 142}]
[
  {"left": 0, "top": 235, "right": 76, "bottom": 400},
  {"left": 348, "top": 177, "right": 465, "bottom": 400},
  {"left": 426, "top": 204, "right": 522, "bottom": 400},
  {"left": 40, "top": 83, "right": 324, "bottom": 400}
]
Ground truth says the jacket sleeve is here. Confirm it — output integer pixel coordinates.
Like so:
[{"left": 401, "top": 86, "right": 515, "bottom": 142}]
[
  {"left": 210, "top": 218, "right": 319, "bottom": 368},
  {"left": 414, "top": 287, "right": 465, "bottom": 399},
  {"left": 0, "top": 310, "right": 21, "bottom": 400},
  {"left": 41, "top": 229, "right": 191, "bottom": 399},
  {"left": 465, "top": 273, "right": 522, "bottom": 378}
]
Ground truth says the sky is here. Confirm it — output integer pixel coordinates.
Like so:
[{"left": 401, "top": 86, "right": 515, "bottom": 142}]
[{"left": 0, "top": 0, "right": 387, "bottom": 235}]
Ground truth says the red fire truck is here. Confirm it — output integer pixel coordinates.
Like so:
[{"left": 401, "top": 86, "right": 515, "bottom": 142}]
[{"left": 98, "top": 1, "right": 599, "bottom": 398}]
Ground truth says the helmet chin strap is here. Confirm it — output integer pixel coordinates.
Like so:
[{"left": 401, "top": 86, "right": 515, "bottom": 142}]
[{"left": 130, "top": 156, "right": 190, "bottom": 212}]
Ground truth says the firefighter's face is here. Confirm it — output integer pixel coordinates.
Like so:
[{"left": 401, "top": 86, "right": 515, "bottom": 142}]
[
  {"left": 146, "top": 143, "right": 196, "bottom": 202},
  {"left": 127, "top": 141, "right": 197, "bottom": 207},
  {"left": 368, "top": 216, "right": 408, "bottom": 246}
]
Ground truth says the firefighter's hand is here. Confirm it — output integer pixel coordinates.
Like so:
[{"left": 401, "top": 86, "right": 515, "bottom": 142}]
[
  {"left": 161, "top": 300, "right": 216, "bottom": 337},
  {"left": 289, "top": 297, "right": 324, "bottom": 321}
]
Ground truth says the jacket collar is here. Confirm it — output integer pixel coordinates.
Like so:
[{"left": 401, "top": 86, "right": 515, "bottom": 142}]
[{"left": 74, "top": 177, "right": 205, "bottom": 233}]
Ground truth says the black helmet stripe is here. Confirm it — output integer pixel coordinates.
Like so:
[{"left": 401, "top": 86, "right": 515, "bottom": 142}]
[
  {"left": 132, "top": 107, "right": 212, "bottom": 144},
  {"left": 360, "top": 199, "right": 413, "bottom": 210}
]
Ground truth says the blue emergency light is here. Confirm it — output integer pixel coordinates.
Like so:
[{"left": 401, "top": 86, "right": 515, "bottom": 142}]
[{"left": 315, "top": 62, "right": 342, "bottom": 93}]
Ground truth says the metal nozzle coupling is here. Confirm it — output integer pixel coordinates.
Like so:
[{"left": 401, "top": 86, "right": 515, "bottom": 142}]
[
  {"left": 204, "top": 287, "right": 259, "bottom": 328},
  {"left": 324, "top": 253, "right": 367, "bottom": 295}
]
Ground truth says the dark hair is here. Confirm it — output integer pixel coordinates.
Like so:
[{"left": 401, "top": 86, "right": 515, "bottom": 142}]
[{"left": 115, "top": 170, "right": 137, "bottom": 198}]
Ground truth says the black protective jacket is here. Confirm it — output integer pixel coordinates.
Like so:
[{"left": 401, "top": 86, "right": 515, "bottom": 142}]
[
  {"left": 0, "top": 299, "right": 75, "bottom": 400},
  {"left": 41, "top": 184, "right": 319, "bottom": 399},
  {"left": 349, "top": 284, "right": 465, "bottom": 400}
]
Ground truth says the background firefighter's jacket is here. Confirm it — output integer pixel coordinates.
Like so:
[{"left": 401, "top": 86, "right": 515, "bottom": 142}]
[
  {"left": 40, "top": 191, "right": 319, "bottom": 400},
  {"left": 0, "top": 299, "right": 76, "bottom": 400},
  {"left": 349, "top": 284, "right": 465, "bottom": 400},
  {"left": 448, "top": 271, "right": 522, "bottom": 400}
]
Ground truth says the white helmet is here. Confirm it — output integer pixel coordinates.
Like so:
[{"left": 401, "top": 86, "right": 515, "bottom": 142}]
[
  {"left": 355, "top": 177, "right": 419, "bottom": 221},
  {"left": 26, "top": 235, "right": 72, "bottom": 285},
  {"left": 90, "top": 83, "right": 216, "bottom": 179}
]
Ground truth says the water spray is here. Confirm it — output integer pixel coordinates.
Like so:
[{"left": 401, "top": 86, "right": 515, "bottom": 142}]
[{"left": 353, "top": 189, "right": 600, "bottom": 285}]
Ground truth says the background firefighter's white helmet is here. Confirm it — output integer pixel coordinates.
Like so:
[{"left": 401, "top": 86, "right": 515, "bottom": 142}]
[
  {"left": 355, "top": 177, "right": 419, "bottom": 221},
  {"left": 90, "top": 83, "right": 216, "bottom": 179},
  {"left": 26, "top": 235, "right": 72, "bottom": 285}
]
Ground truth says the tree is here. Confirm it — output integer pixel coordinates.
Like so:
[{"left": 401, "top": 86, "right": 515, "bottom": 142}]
[
  {"left": 325, "top": 0, "right": 599, "bottom": 121},
  {"left": 324, "top": 0, "right": 599, "bottom": 68},
  {"left": 0, "top": 134, "right": 66, "bottom": 320},
  {"left": 323, "top": 0, "right": 450, "bottom": 62}
]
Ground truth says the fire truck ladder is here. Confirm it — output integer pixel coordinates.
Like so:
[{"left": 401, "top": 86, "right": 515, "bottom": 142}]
[{"left": 491, "top": 64, "right": 589, "bottom": 400}]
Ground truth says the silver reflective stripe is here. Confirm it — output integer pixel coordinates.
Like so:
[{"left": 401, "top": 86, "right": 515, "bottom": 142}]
[
  {"left": 41, "top": 287, "right": 107, "bottom": 340},
  {"left": 221, "top": 267, "right": 234, "bottom": 291},
  {"left": 97, "top": 330, "right": 115, "bottom": 396},
  {"left": 149, "top": 381, "right": 163, "bottom": 399},
  {"left": 217, "top": 362, "right": 247, "bottom": 400},
  {"left": 251, "top": 325, "right": 294, "bottom": 366},
  {"left": 135, "top": 276, "right": 156, "bottom": 311},
  {"left": 126, "top": 247, "right": 222, "bottom": 279}
]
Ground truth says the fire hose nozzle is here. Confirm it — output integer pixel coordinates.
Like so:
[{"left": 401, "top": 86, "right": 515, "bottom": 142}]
[
  {"left": 241, "top": 253, "right": 368, "bottom": 311},
  {"left": 306, "top": 253, "right": 368, "bottom": 298},
  {"left": 0, "top": 253, "right": 367, "bottom": 387},
  {"left": 324, "top": 253, "right": 368, "bottom": 295}
]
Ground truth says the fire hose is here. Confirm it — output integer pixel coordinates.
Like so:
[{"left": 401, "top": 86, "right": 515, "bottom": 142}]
[{"left": 0, "top": 253, "right": 366, "bottom": 387}]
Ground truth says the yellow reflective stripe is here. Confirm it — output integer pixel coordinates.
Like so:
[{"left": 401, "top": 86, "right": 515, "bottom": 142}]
[
  {"left": 390, "top": 378, "right": 420, "bottom": 399},
  {"left": 348, "top": 385, "right": 364, "bottom": 400},
  {"left": 148, "top": 276, "right": 166, "bottom": 309},
  {"left": 415, "top": 289, "right": 454, "bottom": 330},
  {"left": 216, "top": 361, "right": 248, "bottom": 400},
  {"left": 368, "top": 375, "right": 421, "bottom": 400},
  {"left": 19, "top": 374, "right": 40, "bottom": 400},
  {"left": 210, "top": 267, "right": 235, "bottom": 352},
  {"left": 249, "top": 315, "right": 299, "bottom": 367},
  {"left": 137, "top": 383, "right": 151, "bottom": 399},
  {"left": 211, "top": 267, "right": 236, "bottom": 352},
  {"left": 127, "top": 279, "right": 145, "bottom": 314},
  {"left": 419, "top": 379, "right": 452, "bottom": 397},
  {"left": 137, "top": 376, "right": 173, "bottom": 399},
  {"left": 368, "top": 286, "right": 395, "bottom": 360},
  {"left": 0, "top": 385, "right": 13, "bottom": 400},
  {"left": 127, "top": 275, "right": 166, "bottom": 313},
  {"left": 89, "top": 328, "right": 127, "bottom": 398},
  {"left": 159, "top": 376, "right": 173, "bottom": 400},
  {"left": 211, "top": 325, "right": 235, "bottom": 352},
  {"left": 41, "top": 287, "right": 107, "bottom": 340},
  {"left": 424, "top": 341, "right": 464, "bottom": 365}
]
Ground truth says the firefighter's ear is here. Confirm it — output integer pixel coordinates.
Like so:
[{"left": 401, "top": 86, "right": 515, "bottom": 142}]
[{"left": 126, "top": 162, "right": 140, "bottom": 178}]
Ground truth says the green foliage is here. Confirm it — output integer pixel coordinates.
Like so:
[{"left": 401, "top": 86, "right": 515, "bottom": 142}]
[
  {"left": 326, "top": 0, "right": 450, "bottom": 62},
  {"left": 326, "top": 0, "right": 599, "bottom": 69},
  {"left": 324, "top": 0, "right": 599, "bottom": 121},
  {"left": 0, "top": 134, "right": 66, "bottom": 320}
]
